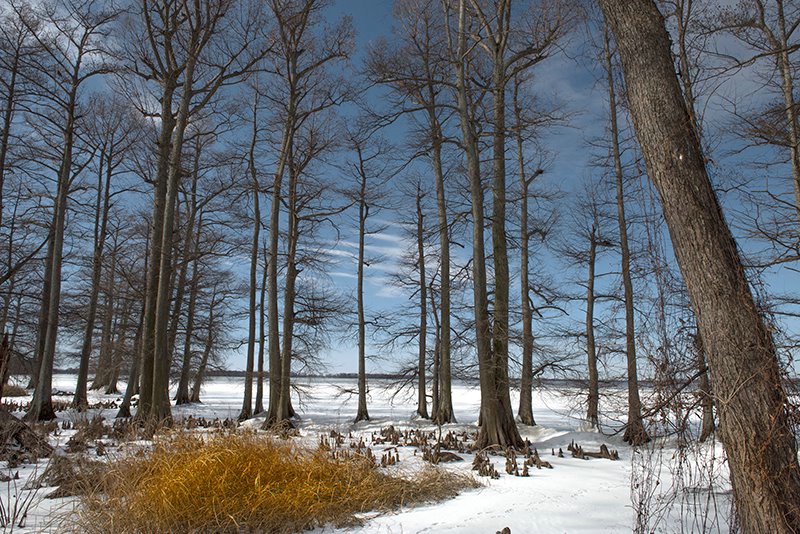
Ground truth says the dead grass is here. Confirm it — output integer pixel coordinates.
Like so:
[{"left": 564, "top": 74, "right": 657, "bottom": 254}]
[
  {"left": 71, "top": 431, "right": 477, "bottom": 533},
  {"left": 2, "top": 384, "right": 27, "bottom": 397},
  {"left": 37, "top": 454, "right": 106, "bottom": 498}
]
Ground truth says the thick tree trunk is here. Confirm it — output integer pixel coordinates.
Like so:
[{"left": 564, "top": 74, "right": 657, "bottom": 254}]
[
  {"left": 489, "top": 44, "right": 517, "bottom": 440},
  {"left": 264, "top": 118, "right": 292, "bottom": 426},
  {"left": 151, "top": 57, "right": 197, "bottom": 424},
  {"left": 599, "top": 1, "right": 800, "bottom": 530},
  {"left": 138, "top": 83, "right": 177, "bottom": 422},
  {"left": 603, "top": 25, "right": 648, "bottom": 446},
  {"left": 450, "top": 0, "right": 522, "bottom": 449}
]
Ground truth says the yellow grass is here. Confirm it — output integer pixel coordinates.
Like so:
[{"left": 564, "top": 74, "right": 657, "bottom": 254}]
[{"left": 73, "top": 431, "right": 477, "bottom": 533}]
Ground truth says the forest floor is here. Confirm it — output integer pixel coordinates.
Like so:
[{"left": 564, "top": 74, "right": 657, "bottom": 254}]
[{"left": 1, "top": 375, "right": 732, "bottom": 533}]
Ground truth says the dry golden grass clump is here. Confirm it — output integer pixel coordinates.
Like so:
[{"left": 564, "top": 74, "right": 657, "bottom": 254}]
[
  {"left": 73, "top": 431, "right": 477, "bottom": 533},
  {"left": 1, "top": 383, "right": 27, "bottom": 397}
]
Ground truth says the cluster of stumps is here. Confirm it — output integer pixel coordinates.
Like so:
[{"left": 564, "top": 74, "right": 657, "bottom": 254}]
[{"left": 317, "top": 425, "right": 619, "bottom": 479}]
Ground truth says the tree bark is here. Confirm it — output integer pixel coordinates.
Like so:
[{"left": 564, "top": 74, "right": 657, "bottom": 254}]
[
  {"left": 137, "top": 81, "right": 177, "bottom": 421},
  {"left": 449, "top": 0, "right": 522, "bottom": 448},
  {"left": 190, "top": 304, "right": 215, "bottom": 404},
  {"left": 264, "top": 118, "right": 292, "bottom": 426},
  {"left": 255, "top": 244, "right": 268, "bottom": 414},
  {"left": 515, "top": 82, "right": 535, "bottom": 426},
  {"left": 415, "top": 184, "right": 428, "bottom": 419},
  {"left": 27, "top": 65, "right": 81, "bottom": 421},
  {"left": 174, "top": 220, "right": 201, "bottom": 405},
  {"left": 354, "top": 163, "right": 370, "bottom": 423},
  {"left": 276, "top": 155, "right": 299, "bottom": 425},
  {"left": 599, "top": 1, "right": 800, "bottom": 530},
  {"left": 240, "top": 108, "right": 261, "bottom": 421},
  {"left": 74, "top": 143, "right": 113, "bottom": 408},
  {"left": 586, "top": 223, "right": 600, "bottom": 430}
]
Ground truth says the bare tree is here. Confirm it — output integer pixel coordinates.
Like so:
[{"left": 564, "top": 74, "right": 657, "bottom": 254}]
[
  {"left": 21, "top": 0, "right": 118, "bottom": 421},
  {"left": 602, "top": 23, "right": 649, "bottom": 445},
  {"left": 73, "top": 97, "right": 139, "bottom": 409},
  {"left": 599, "top": 0, "right": 800, "bottom": 530},
  {"left": 261, "top": 0, "right": 352, "bottom": 427},
  {"left": 368, "top": 0, "right": 457, "bottom": 423},
  {"left": 126, "top": 0, "right": 268, "bottom": 423}
]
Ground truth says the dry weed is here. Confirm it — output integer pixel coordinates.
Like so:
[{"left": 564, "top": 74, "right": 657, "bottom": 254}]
[{"left": 70, "top": 431, "right": 477, "bottom": 533}]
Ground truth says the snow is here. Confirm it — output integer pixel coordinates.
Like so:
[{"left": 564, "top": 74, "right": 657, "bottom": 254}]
[{"left": 1, "top": 375, "right": 731, "bottom": 533}]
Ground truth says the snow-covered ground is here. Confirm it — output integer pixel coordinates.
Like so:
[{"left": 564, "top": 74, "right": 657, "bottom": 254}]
[{"left": 1, "top": 375, "right": 731, "bottom": 533}]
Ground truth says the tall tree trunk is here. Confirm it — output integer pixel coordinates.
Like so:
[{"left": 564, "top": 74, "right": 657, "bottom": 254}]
[
  {"left": 240, "top": 111, "right": 260, "bottom": 421},
  {"left": 489, "top": 29, "right": 517, "bottom": 441},
  {"left": 354, "top": 169, "right": 370, "bottom": 423},
  {"left": 425, "top": 91, "right": 454, "bottom": 424},
  {"left": 515, "top": 82, "right": 536, "bottom": 426},
  {"left": 27, "top": 75, "right": 79, "bottom": 421},
  {"left": 599, "top": 1, "right": 800, "bottom": 530},
  {"left": 150, "top": 50, "right": 199, "bottom": 423},
  {"left": 430, "top": 137, "right": 454, "bottom": 424},
  {"left": 586, "top": 223, "right": 600, "bottom": 430},
  {"left": 174, "top": 224, "right": 200, "bottom": 405},
  {"left": 190, "top": 305, "right": 215, "bottom": 404},
  {"left": 117, "top": 303, "right": 144, "bottom": 418},
  {"left": 75, "top": 144, "right": 113, "bottom": 408},
  {"left": 604, "top": 25, "right": 648, "bottom": 445},
  {"left": 449, "top": 0, "right": 522, "bottom": 448},
  {"left": 276, "top": 156, "right": 299, "bottom": 425},
  {"left": 415, "top": 185, "right": 428, "bottom": 419},
  {"left": 138, "top": 83, "right": 177, "bottom": 422},
  {"left": 255, "top": 244, "right": 268, "bottom": 414},
  {"left": 264, "top": 117, "right": 292, "bottom": 426}
]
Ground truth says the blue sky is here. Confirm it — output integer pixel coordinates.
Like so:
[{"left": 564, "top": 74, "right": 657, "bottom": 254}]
[{"left": 219, "top": 0, "right": 800, "bottom": 377}]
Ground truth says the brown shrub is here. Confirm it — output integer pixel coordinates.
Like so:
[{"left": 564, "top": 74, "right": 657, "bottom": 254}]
[
  {"left": 37, "top": 455, "right": 106, "bottom": 498},
  {"left": 71, "top": 431, "right": 478, "bottom": 533},
  {"left": 1, "top": 384, "right": 27, "bottom": 397}
]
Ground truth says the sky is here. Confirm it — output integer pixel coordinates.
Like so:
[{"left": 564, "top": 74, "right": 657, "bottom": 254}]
[{"left": 217, "top": 0, "right": 800, "bottom": 376}]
